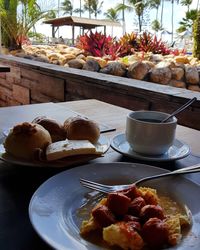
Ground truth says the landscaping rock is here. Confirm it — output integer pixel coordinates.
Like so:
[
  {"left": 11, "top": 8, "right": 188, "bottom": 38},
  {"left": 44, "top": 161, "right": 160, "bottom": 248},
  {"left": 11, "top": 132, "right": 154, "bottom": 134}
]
[
  {"left": 188, "top": 85, "right": 200, "bottom": 92},
  {"left": 190, "top": 57, "right": 199, "bottom": 65},
  {"left": 59, "top": 54, "right": 76, "bottom": 65},
  {"left": 196, "top": 66, "right": 200, "bottom": 76},
  {"left": 68, "top": 59, "right": 85, "bottom": 69},
  {"left": 157, "top": 61, "right": 175, "bottom": 69},
  {"left": 100, "top": 62, "right": 127, "bottom": 76},
  {"left": 76, "top": 54, "right": 86, "bottom": 60},
  {"left": 169, "top": 80, "right": 186, "bottom": 88},
  {"left": 171, "top": 67, "right": 184, "bottom": 80},
  {"left": 34, "top": 57, "right": 49, "bottom": 63},
  {"left": 127, "top": 61, "right": 150, "bottom": 80},
  {"left": 185, "top": 65, "right": 200, "bottom": 84},
  {"left": 144, "top": 60, "right": 155, "bottom": 69},
  {"left": 87, "top": 56, "right": 107, "bottom": 68},
  {"left": 150, "top": 54, "right": 163, "bottom": 63},
  {"left": 83, "top": 59, "right": 100, "bottom": 72},
  {"left": 174, "top": 62, "right": 186, "bottom": 69},
  {"left": 150, "top": 62, "right": 172, "bottom": 84},
  {"left": 174, "top": 55, "right": 190, "bottom": 64}
]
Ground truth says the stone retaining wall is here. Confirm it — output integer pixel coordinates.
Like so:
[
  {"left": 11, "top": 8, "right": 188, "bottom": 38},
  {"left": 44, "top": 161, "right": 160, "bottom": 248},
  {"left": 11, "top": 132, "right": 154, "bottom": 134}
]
[{"left": 0, "top": 55, "right": 200, "bottom": 130}]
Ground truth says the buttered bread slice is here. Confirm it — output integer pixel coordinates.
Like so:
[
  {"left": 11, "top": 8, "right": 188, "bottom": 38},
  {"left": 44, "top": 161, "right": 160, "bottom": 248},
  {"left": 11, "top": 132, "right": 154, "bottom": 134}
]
[{"left": 46, "top": 139, "right": 97, "bottom": 161}]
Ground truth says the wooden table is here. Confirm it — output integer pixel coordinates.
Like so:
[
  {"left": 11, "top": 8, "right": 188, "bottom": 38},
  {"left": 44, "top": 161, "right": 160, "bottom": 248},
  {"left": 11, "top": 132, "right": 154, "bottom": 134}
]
[{"left": 0, "top": 99, "right": 200, "bottom": 250}]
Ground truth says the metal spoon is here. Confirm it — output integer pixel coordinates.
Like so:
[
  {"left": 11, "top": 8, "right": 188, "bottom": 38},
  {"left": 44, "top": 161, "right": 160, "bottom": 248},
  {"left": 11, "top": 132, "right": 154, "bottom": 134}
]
[{"left": 161, "top": 97, "right": 197, "bottom": 123}]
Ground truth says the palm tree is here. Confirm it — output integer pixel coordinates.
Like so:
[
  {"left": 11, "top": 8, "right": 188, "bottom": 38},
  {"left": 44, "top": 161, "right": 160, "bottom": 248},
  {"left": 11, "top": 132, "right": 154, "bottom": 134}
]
[
  {"left": 161, "top": 0, "right": 178, "bottom": 43},
  {"left": 160, "top": 0, "right": 178, "bottom": 42},
  {"left": 116, "top": 0, "right": 149, "bottom": 32},
  {"left": 116, "top": 0, "right": 126, "bottom": 34},
  {"left": 0, "top": 0, "right": 53, "bottom": 49},
  {"left": 160, "top": 0, "right": 164, "bottom": 30},
  {"left": 91, "top": 0, "right": 103, "bottom": 18},
  {"left": 122, "top": 0, "right": 125, "bottom": 34},
  {"left": 74, "top": 1, "right": 85, "bottom": 17},
  {"left": 171, "top": 0, "right": 174, "bottom": 42},
  {"left": 171, "top": 0, "right": 180, "bottom": 42},
  {"left": 45, "top": 9, "right": 57, "bottom": 19},
  {"left": 149, "top": 0, "right": 161, "bottom": 22},
  {"left": 104, "top": 8, "right": 120, "bottom": 36},
  {"left": 197, "top": 0, "right": 199, "bottom": 10},
  {"left": 149, "top": 0, "right": 161, "bottom": 34},
  {"left": 84, "top": 0, "right": 93, "bottom": 18},
  {"left": 0, "top": 0, "right": 18, "bottom": 49},
  {"left": 151, "top": 19, "right": 162, "bottom": 32},
  {"left": 180, "top": 0, "right": 192, "bottom": 12},
  {"left": 104, "top": 8, "right": 120, "bottom": 21},
  {"left": 80, "top": 0, "right": 82, "bottom": 17},
  {"left": 177, "top": 9, "right": 198, "bottom": 32},
  {"left": 61, "top": 0, "right": 73, "bottom": 15},
  {"left": 73, "top": 0, "right": 85, "bottom": 35}
]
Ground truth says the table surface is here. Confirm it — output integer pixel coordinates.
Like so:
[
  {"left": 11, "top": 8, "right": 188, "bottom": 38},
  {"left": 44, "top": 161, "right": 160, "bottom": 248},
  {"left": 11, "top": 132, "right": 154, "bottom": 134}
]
[{"left": 0, "top": 99, "right": 200, "bottom": 250}]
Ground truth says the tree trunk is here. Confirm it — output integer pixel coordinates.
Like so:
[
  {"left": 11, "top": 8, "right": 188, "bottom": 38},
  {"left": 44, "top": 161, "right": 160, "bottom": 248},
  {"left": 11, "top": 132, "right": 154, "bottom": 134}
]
[
  {"left": 122, "top": 0, "right": 125, "bottom": 34},
  {"left": 160, "top": 0, "right": 164, "bottom": 28},
  {"left": 171, "top": 0, "right": 174, "bottom": 43},
  {"left": 197, "top": 0, "right": 199, "bottom": 11},
  {"left": 89, "top": 5, "right": 91, "bottom": 18},
  {"left": 156, "top": 7, "right": 158, "bottom": 21}
]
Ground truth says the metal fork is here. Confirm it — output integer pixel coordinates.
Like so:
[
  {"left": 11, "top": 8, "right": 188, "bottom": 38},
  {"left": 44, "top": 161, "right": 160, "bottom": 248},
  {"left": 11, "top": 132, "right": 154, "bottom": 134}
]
[{"left": 80, "top": 164, "right": 200, "bottom": 193}]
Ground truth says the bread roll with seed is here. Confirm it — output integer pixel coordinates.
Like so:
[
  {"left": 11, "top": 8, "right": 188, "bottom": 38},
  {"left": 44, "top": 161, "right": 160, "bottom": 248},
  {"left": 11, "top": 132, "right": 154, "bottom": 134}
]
[
  {"left": 32, "top": 116, "right": 66, "bottom": 142},
  {"left": 4, "top": 122, "right": 52, "bottom": 160},
  {"left": 63, "top": 116, "right": 100, "bottom": 143}
]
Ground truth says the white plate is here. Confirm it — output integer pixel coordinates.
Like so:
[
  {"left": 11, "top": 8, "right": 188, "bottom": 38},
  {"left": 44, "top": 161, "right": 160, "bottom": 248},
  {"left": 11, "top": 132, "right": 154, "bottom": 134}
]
[
  {"left": 111, "top": 133, "right": 190, "bottom": 162},
  {"left": 29, "top": 162, "right": 200, "bottom": 250},
  {"left": 0, "top": 135, "right": 110, "bottom": 168}
]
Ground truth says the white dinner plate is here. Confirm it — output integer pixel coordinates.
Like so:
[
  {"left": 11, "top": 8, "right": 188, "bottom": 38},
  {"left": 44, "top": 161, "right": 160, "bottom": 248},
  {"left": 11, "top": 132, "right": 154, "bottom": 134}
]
[
  {"left": 0, "top": 135, "right": 110, "bottom": 168},
  {"left": 111, "top": 133, "right": 190, "bottom": 162},
  {"left": 29, "top": 162, "right": 200, "bottom": 250}
]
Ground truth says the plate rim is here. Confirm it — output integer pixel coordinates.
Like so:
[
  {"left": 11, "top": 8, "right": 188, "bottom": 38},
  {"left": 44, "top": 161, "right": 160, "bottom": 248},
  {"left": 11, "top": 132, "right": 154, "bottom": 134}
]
[
  {"left": 28, "top": 162, "right": 200, "bottom": 250},
  {"left": 111, "top": 133, "right": 191, "bottom": 162}
]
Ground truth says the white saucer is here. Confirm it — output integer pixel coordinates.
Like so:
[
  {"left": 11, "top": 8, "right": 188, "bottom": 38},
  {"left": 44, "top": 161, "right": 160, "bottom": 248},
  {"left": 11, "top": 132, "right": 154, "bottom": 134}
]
[{"left": 111, "top": 133, "right": 190, "bottom": 162}]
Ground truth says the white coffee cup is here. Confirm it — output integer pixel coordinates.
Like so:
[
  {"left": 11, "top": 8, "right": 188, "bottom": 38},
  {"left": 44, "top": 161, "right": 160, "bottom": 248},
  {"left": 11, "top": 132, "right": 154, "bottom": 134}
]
[{"left": 126, "top": 111, "right": 177, "bottom": 155}]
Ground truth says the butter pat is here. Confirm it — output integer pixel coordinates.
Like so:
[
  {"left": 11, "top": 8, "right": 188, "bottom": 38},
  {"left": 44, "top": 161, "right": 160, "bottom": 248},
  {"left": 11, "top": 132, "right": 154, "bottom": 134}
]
[{"left": 46, "top": 139, "right": 97, "bottom": 161}]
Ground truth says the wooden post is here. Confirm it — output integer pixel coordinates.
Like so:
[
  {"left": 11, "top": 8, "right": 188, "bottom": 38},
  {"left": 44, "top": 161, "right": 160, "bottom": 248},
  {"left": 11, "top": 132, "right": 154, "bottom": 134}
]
[
  {"left": 52, "top": 25, "right": 55, "bottom": 38},
  {"left": 72, "top": 25, "right": 75, "bottom": 45}
]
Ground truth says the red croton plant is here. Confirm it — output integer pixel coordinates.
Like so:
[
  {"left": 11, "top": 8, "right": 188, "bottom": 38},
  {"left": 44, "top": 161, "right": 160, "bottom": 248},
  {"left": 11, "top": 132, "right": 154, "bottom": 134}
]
[
  {"left": 76, "top": 31, "right": 121, "bottom": 60},
  {"left": 76, "top": 31, "right": 186, "bottom": 60}
]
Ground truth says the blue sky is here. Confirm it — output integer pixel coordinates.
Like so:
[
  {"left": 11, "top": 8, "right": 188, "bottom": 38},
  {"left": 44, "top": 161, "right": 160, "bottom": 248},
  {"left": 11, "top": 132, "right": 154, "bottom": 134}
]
[{"left": 36, "top": 0, "right": 199, "bottom": 42}]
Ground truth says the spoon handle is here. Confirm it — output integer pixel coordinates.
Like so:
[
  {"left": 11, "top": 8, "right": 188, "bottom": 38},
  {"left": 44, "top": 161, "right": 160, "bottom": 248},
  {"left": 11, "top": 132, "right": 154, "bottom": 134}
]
[
  {"left": 162, "top": 97, "right": 197, "bottom": 123},
  {"left": 173, "top": 163, "right": 200, "bottom": 173},
  {"left": 135, "top": 163, "right": 200, "bottom": 185}
]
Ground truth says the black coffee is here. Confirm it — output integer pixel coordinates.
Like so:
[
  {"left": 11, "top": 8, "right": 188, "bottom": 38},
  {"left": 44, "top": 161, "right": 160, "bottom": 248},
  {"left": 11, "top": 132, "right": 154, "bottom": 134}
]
[{"left": 137, "top": 118, "right": 161, "bottom": 123}]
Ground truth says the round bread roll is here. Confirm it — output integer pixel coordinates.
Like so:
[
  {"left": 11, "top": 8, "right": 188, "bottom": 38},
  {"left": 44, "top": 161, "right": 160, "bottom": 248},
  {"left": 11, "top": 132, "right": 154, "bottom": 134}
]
[
  {"left": 4, "top": 122, "right": 52, "bottom": 160},
  {"left": 63, "top": 116, "right": 100, "bottom": 143},
  {"left": 32, "top": 116, "right": 66, "bottom": 142}
]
